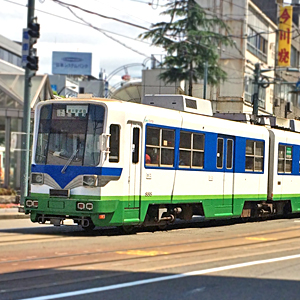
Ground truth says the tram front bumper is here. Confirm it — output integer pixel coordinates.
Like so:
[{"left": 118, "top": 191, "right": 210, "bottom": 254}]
[{"left": 25, "top": 196, "right": 121, "bottom": 226}]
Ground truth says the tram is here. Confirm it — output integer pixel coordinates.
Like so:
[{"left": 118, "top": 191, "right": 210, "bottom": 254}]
[{"left": 23, "top": 95, "right": 300, "bottom": 231}]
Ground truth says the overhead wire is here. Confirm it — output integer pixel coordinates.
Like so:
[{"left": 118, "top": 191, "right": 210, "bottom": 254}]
[
  {"left": 2, "top": 0, "right": 152, "bottom": 44},
  {"left": 127, "top": 0, "right": 164, "bottom": 7},
  {"left": 58, "top": 3, "right": 151, "bottom": 58},
  {"left": 88, "top": 0, "right": 155, "bottom": 25},
  {"left": 48, "top": 0, "right": 289, "bottom": 58},
  {"left": 3, "top": 0, "right": 286, "bottom": 83},
  {"left": 51, "top": 0, "right": 149, "bottom": 30},
  {"left": 49, "top": 1, "right": 249, "bottom": 62}
]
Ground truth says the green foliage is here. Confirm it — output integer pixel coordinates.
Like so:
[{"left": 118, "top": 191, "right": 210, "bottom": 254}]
[
  {"left": 52, "top": 90, "right": 65, "bottom": 98},
  {"left": 139, "top": 0, "right": 235, "bottom": 93}
]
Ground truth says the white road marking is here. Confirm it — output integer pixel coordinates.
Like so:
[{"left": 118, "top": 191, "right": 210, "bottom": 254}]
[
  {"left": 185, "top": 287, "right": 206, "bottom": 295},
  {"left": 20, "top": 253, "right": 300, "bottom": 300}
]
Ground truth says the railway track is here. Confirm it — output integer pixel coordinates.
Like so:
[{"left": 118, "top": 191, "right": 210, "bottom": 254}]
[{"left": 1, "top": 219, "right": 300, "bottom": 298}]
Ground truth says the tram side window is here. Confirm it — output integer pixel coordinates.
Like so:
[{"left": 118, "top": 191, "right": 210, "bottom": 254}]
[
  {"left": 109, "top": 124, "right": 120, "bottom": 163},
  {"left": 217, "top": 138, "right": 224, "bottom": 168},
  {"left": 278, "top": 144, "right": 292, "bottom": 173},
  {"left": 245, "top": 140, "right": 264, "bottom": 172},
  {"left": 35, "top": 104, "right": 52, "bottom": 164},
  {"left": 226, "top": 139, "right": 233, "bottom": 169},
  {"left": 146, "top": 126, "right": 175, "bottom": 167},
  {"left": 132, "top": 127, "right": 140, "bottom": 163},
  {"left": 179, "top": 131, "right": 204, "bottom": 168}
]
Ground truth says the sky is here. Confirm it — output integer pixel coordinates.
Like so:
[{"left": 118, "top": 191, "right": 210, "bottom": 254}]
[{"left": 0, "top": 0, "right": 168, "bottom": 85}]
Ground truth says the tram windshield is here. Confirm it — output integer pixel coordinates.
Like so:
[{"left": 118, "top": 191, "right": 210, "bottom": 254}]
[{"left": 35, "top": 103, "right": 105, "bottom": 166}]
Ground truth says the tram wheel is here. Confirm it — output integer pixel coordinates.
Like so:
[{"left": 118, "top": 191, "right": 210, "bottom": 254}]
[
  {"left": 157, "top": 223, "right": 168, "bottom": 230},
  {"left": 82, "top": 222, "right": 95, "bottom": 232},
  {"left": 120, "top": 225, "right": 136, "bottom": 234}
]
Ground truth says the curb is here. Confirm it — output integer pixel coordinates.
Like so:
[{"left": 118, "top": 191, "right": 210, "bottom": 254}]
[{"left": 0, "top": 205, "right": 30, "bottom": 220}]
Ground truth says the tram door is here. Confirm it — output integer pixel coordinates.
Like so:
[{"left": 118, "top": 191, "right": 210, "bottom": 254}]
[
  {"left": 127, "top": 122, "right": 142, "bottom": 210},
  {"left": 216, "top": 135, "right": 235, "bottom": 215}
]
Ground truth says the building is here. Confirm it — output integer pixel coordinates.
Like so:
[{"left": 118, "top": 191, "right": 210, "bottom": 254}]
[
  {"left": 0, "top": 34, "right": 22, "bottom": 68},
  {"left": 49, "top": 75, "right": 79, "bottom": 97},
  {"left": 49, "top": 74, "right": 106, "bottom": 98},
  {"left": 193, "top": 0, "right": 300, "bottom": 120},
  {"left": 111, "top": 1, "right": 300, "bottom": 122},
  {"left": 0, "top": 34, "right": 53, "bottom": 190},
  {"left": 185, "top": 0, "right": 276, "bottom": 117},
  {"left": 253, "top": 0, "right": 300, "bottom": 119}
]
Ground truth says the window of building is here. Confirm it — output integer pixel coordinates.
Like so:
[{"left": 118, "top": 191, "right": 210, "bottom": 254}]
[
  {"left": 290, "top": 46, "right": 298, "bottom": 68},
  {"left": 179, "top": 131, "right": 204, "bottom": 168},
  {"left": 244, "top": 76, "right": 266, "bottom": 109},
  {"left": 79, "top": 87, "right": 85, "bottom": 94},
  {"left": 245, "top": 140, "right": 264, "bottom": 172},
  {"left": 0, "top": 47, "right": 21, "bottom": 67},
  {"left": 146, "top": 126, "right": 175, "bottom": 167},
  {"left": 247, "top": 26, "right": 268, "bottom": 62},
  {"left": 278, "top": 144, "right": 292, "bottom": 173}
]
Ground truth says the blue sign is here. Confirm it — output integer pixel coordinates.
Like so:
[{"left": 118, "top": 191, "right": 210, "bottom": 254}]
[
  {"left": 52, "top": 52, "right": 92, "bottom": 76},
  {"left": 296, "top": 80, "right": 300, "bottom": 90},
  {"left": 21, "top": 28, "right": 29, "bottom": 68}
]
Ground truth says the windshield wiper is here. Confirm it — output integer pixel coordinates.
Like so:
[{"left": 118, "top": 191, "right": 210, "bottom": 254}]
[{"left": 61, "top": 149, "right": 78, "bottom": 174}]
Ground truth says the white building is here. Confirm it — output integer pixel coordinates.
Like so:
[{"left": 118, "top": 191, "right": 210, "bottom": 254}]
[
  {"left": 191, "top": 0, "right": 277, "bottom": 116},
  {"left": 0, "top": 34, "right": 53, "bottom": 189}
]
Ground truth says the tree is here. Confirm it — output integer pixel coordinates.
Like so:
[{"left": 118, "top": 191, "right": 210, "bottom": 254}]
[{"left": 139, "top": 0, "right": 235, "bottom": 96}]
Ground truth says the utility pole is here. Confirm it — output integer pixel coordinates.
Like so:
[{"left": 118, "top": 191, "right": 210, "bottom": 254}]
[
  {"left": 203, "top": 61, "right": 208, "bottom": 99},
  {"left": 188, "top": 60, "right": 193, "bottom": 96},
  {"left": 20, "top": 0, "right": 39, "bottom": 205},
  {"left": 252, "top": 62, "right": 261, "bottom": 120},
  {"left": 252, "top": 63, "right": 274, "bottom": 122}
]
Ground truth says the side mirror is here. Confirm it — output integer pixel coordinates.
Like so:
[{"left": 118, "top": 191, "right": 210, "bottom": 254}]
[{"left": 99, "top": 133, "right": 111, "bottom": 153}]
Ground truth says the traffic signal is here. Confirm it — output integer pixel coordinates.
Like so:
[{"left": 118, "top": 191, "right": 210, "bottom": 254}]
[
  {"left": 254, "top": 62, "right": 261, "bottom": 83},
  {"left": 27, "top": 18, "right": 40, "bottom": 72},
  {"left": 26, "top": 50, "right": 39, "bottom": 71},
  {"left": 28, "top": 21, "right": 40, "bottom": 39}
]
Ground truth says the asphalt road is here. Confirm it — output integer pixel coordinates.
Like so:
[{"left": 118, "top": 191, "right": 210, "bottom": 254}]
[{"left": 1, "top": 216, "right": 300, "bottom": 300}]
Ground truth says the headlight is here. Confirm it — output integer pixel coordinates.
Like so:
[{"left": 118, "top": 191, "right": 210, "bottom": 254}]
[
  {"left": 83, "top": 175, "right": 98, "bottom": 187},
  {"left": 31, "top": 173, "right": 44, "bottom": 184},
  {"left": 26, "top": 200, "right": 33, "bottom": 207},
  {"left": 86, "top": 203, "right": 93, "bottom": 210}
]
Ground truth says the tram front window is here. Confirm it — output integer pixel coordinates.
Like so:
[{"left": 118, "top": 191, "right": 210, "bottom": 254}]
[{"left": 35, "top": 104, "right": 105, "bottom": 166}]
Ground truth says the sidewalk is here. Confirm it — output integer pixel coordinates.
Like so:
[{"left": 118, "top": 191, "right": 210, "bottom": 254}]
[{"left": 0, "top": 204, "right": 29, "bottom": 220}]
